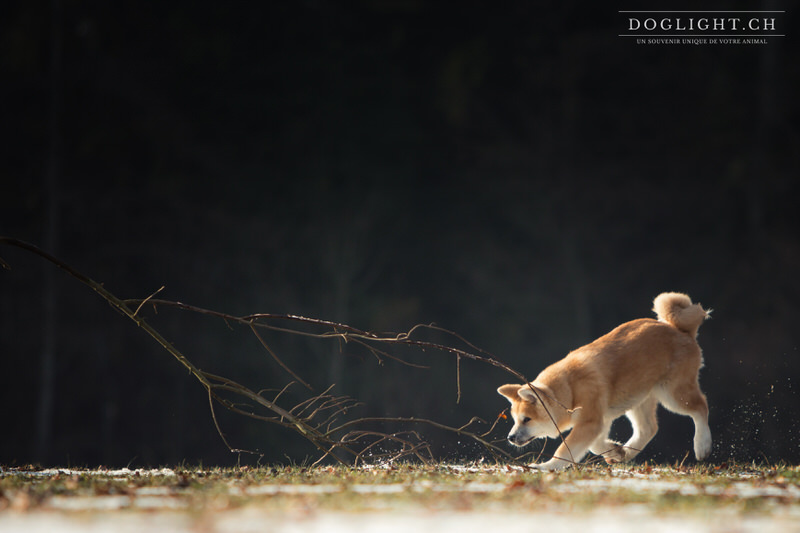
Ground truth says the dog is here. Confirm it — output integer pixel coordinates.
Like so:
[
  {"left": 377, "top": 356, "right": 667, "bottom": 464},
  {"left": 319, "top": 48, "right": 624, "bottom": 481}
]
[{"left": 497, "top": 292, "right": 711, "bottom": 470}]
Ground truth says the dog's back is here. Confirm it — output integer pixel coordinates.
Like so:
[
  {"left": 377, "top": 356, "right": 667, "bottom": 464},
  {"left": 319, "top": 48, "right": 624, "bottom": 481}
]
[{"left": 549, "top": 316, "right": 705, "bottom": 418}]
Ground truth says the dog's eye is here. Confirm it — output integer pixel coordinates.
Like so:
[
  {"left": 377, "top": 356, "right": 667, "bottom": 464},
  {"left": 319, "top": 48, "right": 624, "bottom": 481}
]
[{"left": 522, "top": 416, "right": 531, "bottom": 424}]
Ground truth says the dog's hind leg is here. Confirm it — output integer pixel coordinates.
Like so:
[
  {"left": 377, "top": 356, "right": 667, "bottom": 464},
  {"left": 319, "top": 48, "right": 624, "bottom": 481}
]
[
  {"left": 657, "top": 382, "right": 712, "bottom": 461},
  {"left": 622, "top": 395, "right": 659, "bottom": 461}
]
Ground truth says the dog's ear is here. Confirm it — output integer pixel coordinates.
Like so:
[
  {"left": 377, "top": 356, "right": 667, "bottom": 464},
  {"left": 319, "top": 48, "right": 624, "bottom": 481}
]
[
  {"left": 517, "top": 386, "right": 539, "bottom": 404},
  {"left": 497, "top": 384, "right": 521, "bottom": 403}
]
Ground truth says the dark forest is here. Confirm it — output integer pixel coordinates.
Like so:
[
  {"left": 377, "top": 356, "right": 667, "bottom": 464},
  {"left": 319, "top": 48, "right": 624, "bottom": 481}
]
[{"left": 1, "top": 1, "right": 798, "bottom": 467}]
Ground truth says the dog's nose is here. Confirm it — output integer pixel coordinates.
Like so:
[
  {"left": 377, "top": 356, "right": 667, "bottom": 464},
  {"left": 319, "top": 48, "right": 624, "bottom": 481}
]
[{"left": 507, "top": 434, "right": 518, "bottom": 444}]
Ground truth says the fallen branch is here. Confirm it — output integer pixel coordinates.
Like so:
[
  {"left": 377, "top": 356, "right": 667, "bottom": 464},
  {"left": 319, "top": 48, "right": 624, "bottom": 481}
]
[{"left": 1, "top": 237, "right": 571, "bottom": 467}]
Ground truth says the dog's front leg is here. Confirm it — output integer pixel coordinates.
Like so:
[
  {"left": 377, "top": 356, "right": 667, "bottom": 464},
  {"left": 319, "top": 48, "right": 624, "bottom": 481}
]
[{"left": 531, "top": 419, "right": 603, "bottom": 471}]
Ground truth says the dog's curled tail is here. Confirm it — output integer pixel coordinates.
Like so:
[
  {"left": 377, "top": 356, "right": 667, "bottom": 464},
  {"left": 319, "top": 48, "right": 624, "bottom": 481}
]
[{"left": 653, "top": 292, "right": 709, "bottom": 338}]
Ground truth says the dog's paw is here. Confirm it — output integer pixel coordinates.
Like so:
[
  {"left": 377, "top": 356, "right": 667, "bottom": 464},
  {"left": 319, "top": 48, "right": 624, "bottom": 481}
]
[
  {"left": 529, "top": 459, "right": 570, "bottom": 471},
  {"left": 602, "top": 445, "right": 627, "bottom": 464},
  {"left": 694, "top": 430, "right": 712, "bottom": 461}
]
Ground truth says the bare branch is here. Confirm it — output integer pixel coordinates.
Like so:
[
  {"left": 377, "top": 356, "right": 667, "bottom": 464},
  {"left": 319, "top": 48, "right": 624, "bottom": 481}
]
[{"left": 1, "top": 236, "right": 574, "bottom": 468}]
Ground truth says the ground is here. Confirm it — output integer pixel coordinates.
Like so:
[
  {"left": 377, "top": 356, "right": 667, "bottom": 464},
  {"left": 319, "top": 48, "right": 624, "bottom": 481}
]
[{"left": 1, "top": 463, "right": 799, "bottom": 532}]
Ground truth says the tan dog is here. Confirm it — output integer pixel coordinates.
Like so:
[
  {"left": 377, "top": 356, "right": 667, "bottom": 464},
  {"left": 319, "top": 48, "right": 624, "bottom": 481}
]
[{"left": 498, "top": 292, "right": 711, "bottom": 470}]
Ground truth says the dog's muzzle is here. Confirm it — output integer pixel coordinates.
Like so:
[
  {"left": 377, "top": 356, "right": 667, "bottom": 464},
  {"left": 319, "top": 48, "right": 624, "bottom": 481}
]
[{"left": 507, "top": 433, "right": 528, "bottom": 446}]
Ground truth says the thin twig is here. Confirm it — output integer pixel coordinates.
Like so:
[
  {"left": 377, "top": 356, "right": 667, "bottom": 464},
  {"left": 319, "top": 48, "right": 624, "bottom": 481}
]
[
  {"left": 248, "top": 321, "right": 314, "bottom": 391},
  {"left": 456, "top": 355, "right": 462, "bottom": 403},
  {"left": 134, "top": 285, "right": 164, "bottom": 317}
]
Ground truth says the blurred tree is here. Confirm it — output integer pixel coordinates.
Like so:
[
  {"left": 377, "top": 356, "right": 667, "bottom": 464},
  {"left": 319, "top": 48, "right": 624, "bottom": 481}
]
[{"left": 36, "top": 0, "right": 63, "bottom": 464}]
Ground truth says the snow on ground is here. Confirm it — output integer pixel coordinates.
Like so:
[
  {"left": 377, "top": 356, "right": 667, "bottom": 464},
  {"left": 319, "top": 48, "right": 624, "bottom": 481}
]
[
  {"left": 1, "top": 467, "right": 799, "bottom": 533},
  {"left": 2, "top": 508, "right": 800, "bottom": 533}
]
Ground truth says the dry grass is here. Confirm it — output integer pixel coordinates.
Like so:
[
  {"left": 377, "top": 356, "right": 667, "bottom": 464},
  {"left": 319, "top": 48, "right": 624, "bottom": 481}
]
[{"left": 1, "top": 461, "right": 798, "bottom": 515}]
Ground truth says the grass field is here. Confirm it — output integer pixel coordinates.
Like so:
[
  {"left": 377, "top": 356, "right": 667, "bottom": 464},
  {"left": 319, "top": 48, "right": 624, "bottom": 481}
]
[{"left": 1, "top": 462, "right": 799, "bottom": 532}]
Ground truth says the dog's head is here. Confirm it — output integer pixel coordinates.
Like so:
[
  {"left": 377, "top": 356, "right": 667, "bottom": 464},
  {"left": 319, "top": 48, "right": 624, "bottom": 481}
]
[{"left": 497, "top": 384, "right": 561, "bottom": 446}]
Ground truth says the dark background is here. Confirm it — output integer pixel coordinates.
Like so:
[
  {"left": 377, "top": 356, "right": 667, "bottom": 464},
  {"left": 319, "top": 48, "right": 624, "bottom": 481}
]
[{"left": 1, "top": 1, "right": 798, "bottom": 467}]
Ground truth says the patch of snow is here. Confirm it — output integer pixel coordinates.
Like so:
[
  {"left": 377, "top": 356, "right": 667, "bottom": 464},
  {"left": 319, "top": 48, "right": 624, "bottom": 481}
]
[
  {"left": 135, "top": 487, "right": 175, "bottom": 496},
  {"left": 554, "top": 477, "right": 800, "bottom": 500},
  {"left": 0, "top": 513, "right": 191, "bottom": 533},
  {"left": 3, "top": 468, "right": 177, "bottom": 479},
  {"left": 240, "top": 484, "right": 343, "bottom": 496},
  {"left": 4, "top": 510, "right": 800, "bottom": 533},
  {"left": 350, "top": 484, "right": 407, "bottom": 494},
  {"left": 132, "top": 496, "right": 188, "bottom": 510},
  {"left": 47, "top": 496, "right": 132, "bottom": 512},
  {"left": 46, "top": 494, "right": 188, "bottom": 512},
  {"left": 232, "top": 478, "right": 800, "bottom": 500},
  {"left": 210, "top": 509, "right": 800, "bottom": 533}
]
